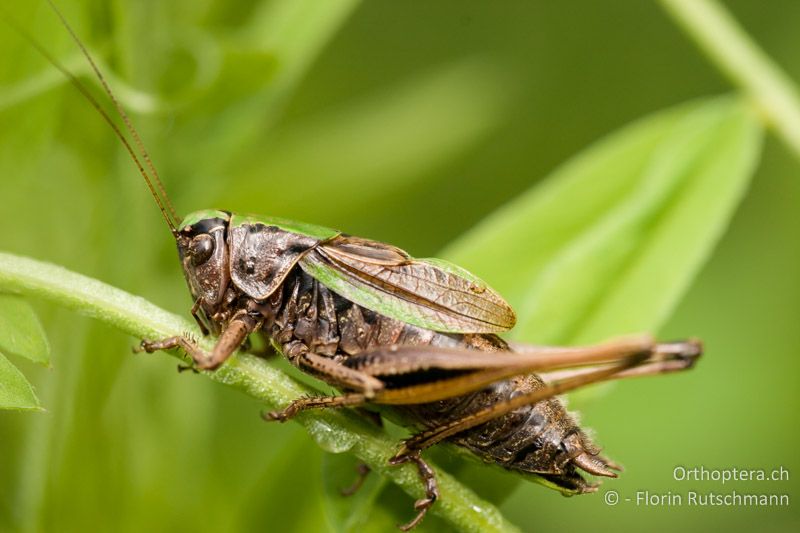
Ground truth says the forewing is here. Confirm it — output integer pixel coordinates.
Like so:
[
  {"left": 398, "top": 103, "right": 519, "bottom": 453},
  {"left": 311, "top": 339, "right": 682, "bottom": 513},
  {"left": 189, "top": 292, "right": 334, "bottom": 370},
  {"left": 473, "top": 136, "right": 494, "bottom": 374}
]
[{"left": 300, "top": 236, "right": 516, "bottom": 333}]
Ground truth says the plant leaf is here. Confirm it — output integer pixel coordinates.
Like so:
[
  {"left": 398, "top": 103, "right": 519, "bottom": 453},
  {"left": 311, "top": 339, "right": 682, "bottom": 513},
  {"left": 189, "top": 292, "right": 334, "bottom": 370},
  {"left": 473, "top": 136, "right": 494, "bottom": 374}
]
[
  {"left": 0, "top": 351, "right": 41, "bottom": 410},
  {"left": 0, "top": 293, "right": 50, "bottom": 365},
  {"left": 442, "top": 96, "right": 762, "bottom": 344}
]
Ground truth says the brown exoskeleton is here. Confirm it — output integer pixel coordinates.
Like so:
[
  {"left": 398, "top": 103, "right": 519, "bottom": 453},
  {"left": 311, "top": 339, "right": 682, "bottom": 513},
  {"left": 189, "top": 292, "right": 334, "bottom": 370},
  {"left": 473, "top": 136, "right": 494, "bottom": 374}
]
[{"left": 13, "top": 2, "right": 703, "bottom": 529}]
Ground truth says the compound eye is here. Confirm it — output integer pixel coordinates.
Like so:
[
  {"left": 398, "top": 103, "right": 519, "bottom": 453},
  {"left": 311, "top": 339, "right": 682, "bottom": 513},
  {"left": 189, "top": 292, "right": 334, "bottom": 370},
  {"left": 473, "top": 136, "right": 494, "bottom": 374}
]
[{"left": 189, "top": 234, "right": 214, "bottom": 265}]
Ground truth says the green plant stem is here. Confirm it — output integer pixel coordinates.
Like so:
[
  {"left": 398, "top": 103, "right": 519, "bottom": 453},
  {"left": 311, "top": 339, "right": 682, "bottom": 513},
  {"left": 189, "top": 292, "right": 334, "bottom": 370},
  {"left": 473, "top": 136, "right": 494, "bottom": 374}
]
[
  {"left": 659, "top": 0, "right": 800, "bottom": 161},
  {"left": 0, "top": 251, "right": 518, "bottom": 533}
]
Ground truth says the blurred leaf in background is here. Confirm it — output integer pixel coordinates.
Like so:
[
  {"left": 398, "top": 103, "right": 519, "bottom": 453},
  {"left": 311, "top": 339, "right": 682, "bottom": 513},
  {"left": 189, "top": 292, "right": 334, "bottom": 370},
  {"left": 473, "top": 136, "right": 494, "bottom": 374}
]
[
  {"left": 0, "top": 1, "right": 798, "bottom": 532},
  {"left": 446, "top": 95, "right": 762, "bottom": 351},
  {"left": 0, "top": 295, "right": 50, "bottom": 410}
]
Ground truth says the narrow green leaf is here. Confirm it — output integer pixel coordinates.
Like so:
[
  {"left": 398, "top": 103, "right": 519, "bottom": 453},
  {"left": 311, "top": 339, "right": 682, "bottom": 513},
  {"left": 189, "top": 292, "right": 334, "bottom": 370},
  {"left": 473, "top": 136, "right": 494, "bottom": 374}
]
[
  {"left": 0, "top": 293, "right": 50, "bottom": 365},
  {"left": 443, "top": 96, "right": 762, "bottom": 344},
  {"left": 560, "top": 100, "right": 761, "bottom": 344},
  {"left": 0, "top": 351, "right": 41, "bottom": 410}
]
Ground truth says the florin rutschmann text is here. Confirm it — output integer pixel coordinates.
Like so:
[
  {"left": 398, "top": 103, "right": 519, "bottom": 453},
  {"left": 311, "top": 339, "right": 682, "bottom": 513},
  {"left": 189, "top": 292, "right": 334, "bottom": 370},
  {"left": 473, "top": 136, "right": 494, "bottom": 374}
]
[{"left": 602, "top": 466, "right": 790, "bottom": 508}]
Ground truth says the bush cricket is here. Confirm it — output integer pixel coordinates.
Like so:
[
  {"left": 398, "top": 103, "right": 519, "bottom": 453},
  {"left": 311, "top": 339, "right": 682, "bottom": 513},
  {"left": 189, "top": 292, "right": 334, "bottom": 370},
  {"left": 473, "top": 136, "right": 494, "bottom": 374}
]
[{"left": 8, "top": 2, "right": 703, "bottom": 529}]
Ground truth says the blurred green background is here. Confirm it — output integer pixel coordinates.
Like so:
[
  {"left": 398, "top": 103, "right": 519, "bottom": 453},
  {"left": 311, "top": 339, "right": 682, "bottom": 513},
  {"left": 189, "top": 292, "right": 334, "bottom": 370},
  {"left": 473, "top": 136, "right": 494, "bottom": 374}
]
[{"left": 0, "top": 1, "right": 798, "bottom": 532}]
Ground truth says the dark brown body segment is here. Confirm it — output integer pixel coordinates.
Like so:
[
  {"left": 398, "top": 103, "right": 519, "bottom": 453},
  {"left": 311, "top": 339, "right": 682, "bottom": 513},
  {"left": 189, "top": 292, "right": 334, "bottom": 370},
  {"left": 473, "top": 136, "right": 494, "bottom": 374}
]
[{"left": 260, "top": 268, "right": 609, "bottom": 492}]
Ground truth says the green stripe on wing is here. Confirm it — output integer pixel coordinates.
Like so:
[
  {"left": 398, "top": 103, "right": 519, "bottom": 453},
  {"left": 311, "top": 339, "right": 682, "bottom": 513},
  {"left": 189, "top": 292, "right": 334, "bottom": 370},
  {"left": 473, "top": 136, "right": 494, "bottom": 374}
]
[{"left": 300, "top": 238, "right": 516, "bottom": 334}]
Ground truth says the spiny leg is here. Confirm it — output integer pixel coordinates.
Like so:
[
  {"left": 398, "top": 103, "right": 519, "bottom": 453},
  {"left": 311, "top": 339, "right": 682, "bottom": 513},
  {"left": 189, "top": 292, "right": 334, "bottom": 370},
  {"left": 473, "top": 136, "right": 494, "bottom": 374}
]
[
  {"left": 350, "top": 334, "right": 660, "bottom": 378},
  {"left": 391, "top": 353, "right": 649, "bottom": 461},
  {"left": 540, "top": 340, "right": 701, "bottom": 383},
  {"left": 344, "top": 336, "right": 701, "bottom": 406},
  {"left": 260, "top": 337, "right": 700, "bottom": 422},
  {"left": 389, "top": 452, "right": 439, "bottom": 531},
  {"left": 298, "top": 351, "right": 385, "bottom": 398},
  {"left": 134, "top": 334, "right": 204, "bottom": 371},
  {"left": 340, "top": 463, "right": 371, "bottom": 497},
  {"left": 259, "top": 346, "right": 390, "bottom": 423},
  {"left": 262, "top": 392, "right": 367, "bottom": 422},
  {"left": 137, "top": 314, "right": 255, "bottom": 370}
]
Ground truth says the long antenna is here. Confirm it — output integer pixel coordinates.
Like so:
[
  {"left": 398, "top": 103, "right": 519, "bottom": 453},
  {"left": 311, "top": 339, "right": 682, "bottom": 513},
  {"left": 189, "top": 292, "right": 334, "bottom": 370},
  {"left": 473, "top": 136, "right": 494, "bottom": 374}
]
[
  {"left": 45, "top": 0, "right": 179, "bottom": 226},
  {"left": 1, "top": 2, "right": 179, "bottom": 233}
]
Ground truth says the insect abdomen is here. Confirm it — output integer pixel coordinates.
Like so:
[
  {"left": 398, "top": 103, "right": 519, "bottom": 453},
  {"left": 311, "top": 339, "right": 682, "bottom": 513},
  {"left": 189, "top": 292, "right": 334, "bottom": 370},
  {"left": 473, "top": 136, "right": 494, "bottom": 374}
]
[
  {"left": 265, "top": 268, "right": 612, "bottom": 489},
  {"left": 267, "top": 269, "right": 455, "bottom": 360}
]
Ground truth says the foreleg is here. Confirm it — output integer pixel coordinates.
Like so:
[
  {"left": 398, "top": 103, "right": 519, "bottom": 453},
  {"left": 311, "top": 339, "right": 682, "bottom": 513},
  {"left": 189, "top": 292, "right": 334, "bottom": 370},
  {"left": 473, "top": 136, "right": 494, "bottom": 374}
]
[{"left": 137, "top": 313, "right": 256, "bottom": 370}]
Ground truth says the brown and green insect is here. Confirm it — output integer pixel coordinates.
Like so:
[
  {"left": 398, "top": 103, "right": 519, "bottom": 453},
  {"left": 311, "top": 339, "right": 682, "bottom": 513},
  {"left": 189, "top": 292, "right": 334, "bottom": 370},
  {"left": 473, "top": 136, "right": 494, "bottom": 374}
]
[{"left": 18, "top": 3, "right": 702, "bottom": 530}]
